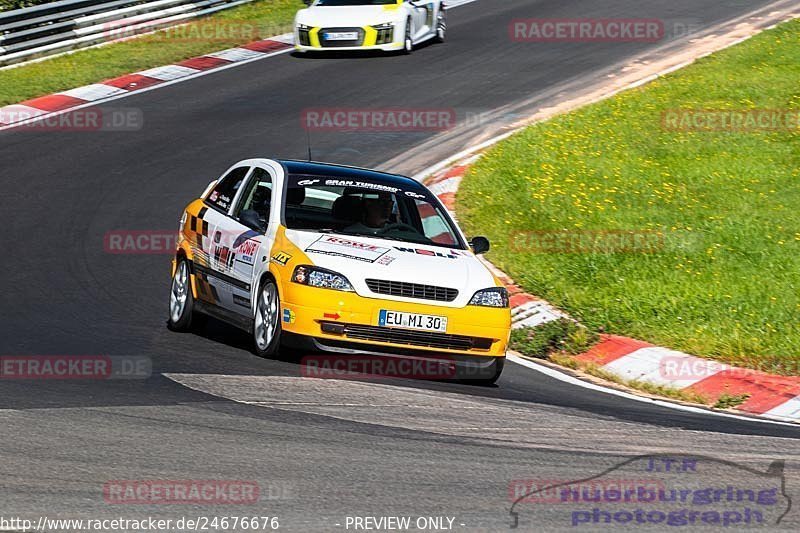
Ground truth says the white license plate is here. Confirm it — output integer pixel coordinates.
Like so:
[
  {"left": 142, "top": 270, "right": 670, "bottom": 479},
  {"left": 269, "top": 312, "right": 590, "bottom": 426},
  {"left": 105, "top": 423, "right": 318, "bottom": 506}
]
[
  {"left": 378, "top": 310, "right": 448, "bottom": 332},
  {"left": 324, "top": 32, "right": 358, "bottom": 41}
]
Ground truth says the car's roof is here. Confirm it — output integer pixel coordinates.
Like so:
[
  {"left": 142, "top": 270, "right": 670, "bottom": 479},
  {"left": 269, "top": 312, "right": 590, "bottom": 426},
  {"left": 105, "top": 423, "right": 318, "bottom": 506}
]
[{"left": 277, "top": 159, "right": 424, "bottom": 190}]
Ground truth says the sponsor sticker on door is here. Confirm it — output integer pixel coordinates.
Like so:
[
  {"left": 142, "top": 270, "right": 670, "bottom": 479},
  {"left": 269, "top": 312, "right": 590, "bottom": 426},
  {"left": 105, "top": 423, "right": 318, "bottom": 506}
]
[{"left": 306, "top": 235, "right": 390, "bottom": 262}]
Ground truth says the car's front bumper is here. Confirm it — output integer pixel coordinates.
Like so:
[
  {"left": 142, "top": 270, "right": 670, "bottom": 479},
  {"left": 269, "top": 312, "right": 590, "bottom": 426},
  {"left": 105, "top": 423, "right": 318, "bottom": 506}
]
[
  {"left": 295, "top": 43, "right": 404, "bottom": 52},
  {"left": 280, "top": 283, "right": 511, "bottom": 358},
  {"left": 294, "top": 25, "right": 403, "bottom": 52}
]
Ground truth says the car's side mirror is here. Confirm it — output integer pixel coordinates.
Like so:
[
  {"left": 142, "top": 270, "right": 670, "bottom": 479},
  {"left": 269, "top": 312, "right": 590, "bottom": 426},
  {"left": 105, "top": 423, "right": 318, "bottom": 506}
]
[
  {"left": 240, "top": 210, "right": 266, "bottom": 233},
  {"left": 470, "top": 236, "right": 490, "bottom": 254}
]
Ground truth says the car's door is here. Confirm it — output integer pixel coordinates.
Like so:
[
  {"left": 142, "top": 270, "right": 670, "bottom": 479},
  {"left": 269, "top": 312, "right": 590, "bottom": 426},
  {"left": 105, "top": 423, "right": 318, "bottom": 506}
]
[
  {"left": 194, "top": 165, "right": 250, "bottom": 309},
  {"left": 211, "top": 166, "right": 276, "bottom": 317}
]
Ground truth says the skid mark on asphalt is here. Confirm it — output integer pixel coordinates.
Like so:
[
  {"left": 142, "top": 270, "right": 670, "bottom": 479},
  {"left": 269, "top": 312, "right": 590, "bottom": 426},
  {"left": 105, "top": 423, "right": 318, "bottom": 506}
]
[{"left": 163, "top": 373, "right": 796, "bottom": 455}]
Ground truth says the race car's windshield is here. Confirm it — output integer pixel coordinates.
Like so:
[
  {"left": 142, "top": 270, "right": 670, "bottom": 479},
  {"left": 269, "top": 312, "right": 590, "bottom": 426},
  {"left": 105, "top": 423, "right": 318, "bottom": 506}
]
[
  {"left": 284, "top": 174, "right": 466, "bottom": 249},
  {"left": 315, "top": 0, "right": 398, "bottom": 6}
]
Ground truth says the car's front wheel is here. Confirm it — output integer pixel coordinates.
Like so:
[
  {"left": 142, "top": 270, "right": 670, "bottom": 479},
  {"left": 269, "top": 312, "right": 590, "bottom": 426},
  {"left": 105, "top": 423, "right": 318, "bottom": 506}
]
[
  {"left": 402, "top": 19, "right": 413, "bottom": 54},
  {"left": 254, "top": 278, "right": 281, "bottom": 357},
  {"left": 168, "top": 259, "right": 195, "bottom": 331},
  {"left": 434, "top": 8, "right": 446, "bottom": 42}
]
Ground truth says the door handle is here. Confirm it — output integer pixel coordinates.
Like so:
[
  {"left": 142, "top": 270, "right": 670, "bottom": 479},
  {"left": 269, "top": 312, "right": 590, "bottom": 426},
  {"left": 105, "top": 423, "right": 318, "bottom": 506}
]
[{"left": 214, "top": 231, "right": 221, "bottom": 243}]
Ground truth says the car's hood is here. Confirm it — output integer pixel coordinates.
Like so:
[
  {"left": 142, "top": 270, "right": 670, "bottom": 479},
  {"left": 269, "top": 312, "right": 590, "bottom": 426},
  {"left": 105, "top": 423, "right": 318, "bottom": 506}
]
[
  {"left": 296, "top": 5, "right": 404, "bottom": 28},
  {"left": 286, "top": 231, "right": 497, "bottom": 308}
]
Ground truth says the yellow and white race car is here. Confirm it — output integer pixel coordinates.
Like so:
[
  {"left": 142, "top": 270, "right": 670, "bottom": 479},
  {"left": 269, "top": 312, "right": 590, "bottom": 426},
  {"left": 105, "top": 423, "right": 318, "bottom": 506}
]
[
  {"left": 294, "top": 0, "right": 446, "bottom": 54},
  {"left": 169, "top": 159, "right": 509, "bottom": 383}
]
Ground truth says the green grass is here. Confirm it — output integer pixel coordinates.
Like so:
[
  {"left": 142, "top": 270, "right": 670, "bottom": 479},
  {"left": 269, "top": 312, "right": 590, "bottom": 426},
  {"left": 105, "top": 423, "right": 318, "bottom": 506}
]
[
  {"left": 1, "top": 0, "right": 45, "bottom": 12},
  {"left": 510, "top": 320, "right": 598, "bottom": 358},
  {"left": 0, "top": 0, "right": 302, "bottom": 106},
  {"left": 459, "top": 19, "right": 800, "bottom": 373},
  {"left": 713, "top": 393, "right": 751, "bottom": 410}
]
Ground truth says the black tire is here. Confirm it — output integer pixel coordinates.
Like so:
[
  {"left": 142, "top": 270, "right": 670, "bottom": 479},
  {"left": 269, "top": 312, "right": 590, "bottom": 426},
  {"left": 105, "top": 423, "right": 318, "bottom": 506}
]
[
  {"left": 167, "top": 258, "right": 195, "bottom": 331},
  {"left": 434, "top": 8, "right": 446, "bottom": 43},
  {"left": 402, "top": 19, "right": 413, "bottom": 54},
  {"left": 253, "top": 277, "right": 282, "bottom": 358}
]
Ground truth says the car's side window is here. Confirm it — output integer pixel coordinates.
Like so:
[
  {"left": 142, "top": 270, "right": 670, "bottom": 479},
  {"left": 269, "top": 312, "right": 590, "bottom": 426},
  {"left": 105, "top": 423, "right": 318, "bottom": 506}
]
[
  {"left": 414, "top": 199, "right": 458, "bottom": 245},
  {"left": 234, "top": 168, "right": 274, "bottom": 227},
  {"left": 207, "top": 167, "right": 249, "bottom": 212}
]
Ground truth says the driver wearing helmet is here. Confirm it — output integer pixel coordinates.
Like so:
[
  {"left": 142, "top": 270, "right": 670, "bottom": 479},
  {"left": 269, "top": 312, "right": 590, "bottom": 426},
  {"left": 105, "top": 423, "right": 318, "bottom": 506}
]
[{"left": 344, "top": 191, "right": 394, "bottom": 235}]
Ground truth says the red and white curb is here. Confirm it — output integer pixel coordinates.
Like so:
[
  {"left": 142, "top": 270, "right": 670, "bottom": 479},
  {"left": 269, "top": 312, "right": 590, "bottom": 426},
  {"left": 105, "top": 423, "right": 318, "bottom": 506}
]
[
  {"left": 424, "top": 160, "right": 569, "bottom": 329},
  {"left": 422, "top": 159, "right": 800, "bottom": 425},
  {"left": 0, "top": 34, "right": 294, "bottom": 130}
]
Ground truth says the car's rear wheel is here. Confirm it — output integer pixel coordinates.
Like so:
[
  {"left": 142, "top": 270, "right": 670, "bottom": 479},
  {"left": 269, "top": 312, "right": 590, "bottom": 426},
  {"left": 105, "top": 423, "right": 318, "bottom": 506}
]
[
  {"left": 403, "top": 19, "right": 413, "bottom": 54},
  {"left": 168, "top": 259, "right": 195, "bottom": 331},
  {"left": 434, "top": 8, "right": 446, "bottom": 42},
  {"left": 254, "top": 278, "right": 281, "bottom": 357}
]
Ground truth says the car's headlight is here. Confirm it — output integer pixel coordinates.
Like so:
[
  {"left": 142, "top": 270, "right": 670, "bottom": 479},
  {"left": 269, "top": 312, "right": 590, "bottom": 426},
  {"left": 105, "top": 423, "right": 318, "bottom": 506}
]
[
  {"left": 372, "top": 22, "right": 394, "bottom": 44},
  {"left": 292, "top": 265, "right": 354, "bottom": 292},
  {"left": 469, "top": 287, "right": 509, "bottom": 308}
]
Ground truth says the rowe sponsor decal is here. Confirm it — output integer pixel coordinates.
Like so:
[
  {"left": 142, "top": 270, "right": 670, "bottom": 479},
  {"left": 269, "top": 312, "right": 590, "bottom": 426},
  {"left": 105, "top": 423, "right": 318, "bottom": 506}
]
[
  {"left": 103, "top": 480, "right": 260, "bottom": 504},
  {"left": 234, "top": 234, "right": 260, "bottom": 266},
  {"left": 306, "top": 235, "right": 391, "bottom": 263}
]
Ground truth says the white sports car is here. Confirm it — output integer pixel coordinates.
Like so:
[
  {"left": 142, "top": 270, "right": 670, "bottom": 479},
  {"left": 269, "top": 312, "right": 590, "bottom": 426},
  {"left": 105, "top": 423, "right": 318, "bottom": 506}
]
[{"left": 295, "top": 0, "right": 446, "bottom": 54}]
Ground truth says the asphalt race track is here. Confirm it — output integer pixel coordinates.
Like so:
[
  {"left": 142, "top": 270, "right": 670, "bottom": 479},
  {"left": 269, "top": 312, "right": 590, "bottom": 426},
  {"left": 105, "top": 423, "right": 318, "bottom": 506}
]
[{"left": 1, "top": 0, "right": 799, "bottom": 530}]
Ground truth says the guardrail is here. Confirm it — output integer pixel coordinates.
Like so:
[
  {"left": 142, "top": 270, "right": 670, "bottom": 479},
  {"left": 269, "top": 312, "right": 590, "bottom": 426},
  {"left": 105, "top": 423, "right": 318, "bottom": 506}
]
[{"left": 0, "top": 0, "right": 255, "bottom": 66}]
